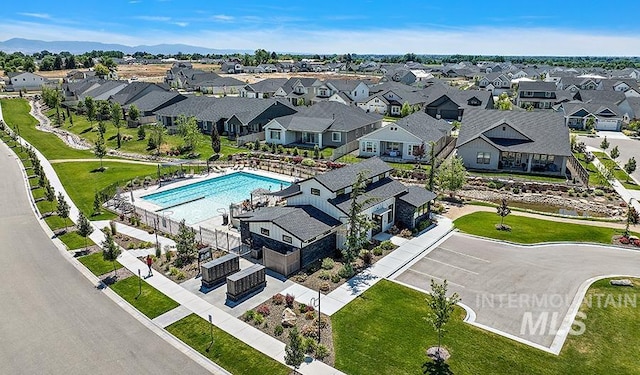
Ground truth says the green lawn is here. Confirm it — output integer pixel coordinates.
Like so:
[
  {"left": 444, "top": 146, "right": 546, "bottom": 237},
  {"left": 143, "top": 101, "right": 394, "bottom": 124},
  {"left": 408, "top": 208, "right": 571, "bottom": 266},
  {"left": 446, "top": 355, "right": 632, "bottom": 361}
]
[
  {"left": 57, "top": 231, "right": 94, "bottom": 250},
  {"left": 51, "top": 161, "right": 158, "bottom": 220},
  {"left": 36, "top": 199, "right": 58, "bottom": 214},
  {"left": 0, "top": 99, "right": 92, "bottom": 159},
  {"left": 574, "top": 152, "right": 609, "bottom": 187},
  {"left": 110, "top": 276, "right": 179, "bottom": 319},
  {"left": 333, "top": 279, "right": 640, "bottom": 375},
  {"left": 592, "top": 151, "right": 640, "bottom": 190},
  {"left": 454, "top": 211, "right": 631, "bottom": 244},
  {"left": 166, "top": 314, "right": 290, "bottom": 375},
  {"left": 337, "top": 153, "right": 428, "bottom": 171},
  {"left": 44, "top": 215, "right": 71, "bottom": 231},
  {"left": 78, "top": 251, "right": 122, "bottom": 276}
]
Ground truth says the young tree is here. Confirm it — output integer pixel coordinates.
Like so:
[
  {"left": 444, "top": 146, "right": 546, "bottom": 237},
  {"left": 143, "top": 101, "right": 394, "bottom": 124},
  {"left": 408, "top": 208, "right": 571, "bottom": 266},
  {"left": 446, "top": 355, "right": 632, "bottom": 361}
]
[
  {"left": 137, "top": 124, "right": 146, "bottom": 140},
  {"left": 624, "top": 203, "right": 639, "bottom": 237},
  {"left": 176, "top": 115, "right": 200, "bottom": 153},
  {"left": 284, "top": 327, "right": 305, "bottom": 374},
  {"left": 56, "top": 192, "right": 70, "bottom": 232},
  {"left": 94, "top": 131, "right": 107, "bottom": 170},
  {"left": 495, "top": 93, "right": 512, "bottom": 110},
  {"left": 436, "top": 157, "right": 467, "bottom": 198},
  {"left": 85, "top": 97, "right": 96, "bottom": 128},
  {"left": 93, "top": 192, "right": 102, "bottom": 216},
  {"left": 624, "top": 157, "right": 637, "bottom": 182},
  {"left": 44, "top": 179, "right": 56, "bottom": 203},
  {"left": 426, "top": 279, "right": 460, "bottom": 359},
  {"left": 585, "top": 117, "right": 596, "bottom": 132},
  {"left": 110, "top": 102, "right": 122, "bottom": 148},
  {"left": 77, "top": 212, "right": 94, "bottom": 252},
  {"left": 427, "top": 142, "right": 437, "bottom": 192},
  {"left": 610, "top": 145, "right": 619, "bottom": 161},
  {"left": 101, "top": 232, "right": 121, "bottom": 278},
  {"left": 600, "top": 136, "right": 610, "bottom": 151},
  {"left": 496, "top": 198, "right": 511, "bottom": 230},
  {"left": 211, "top": 123, "right": 221, "bottom": 156},
  {"left": 175, "top": 219, "right": 197, "bottom": 267},
  {"left": 150, "top": 123, "right": 166, "bottom": 156},
  {"left": 400, "top": 101, "right": 412, "bottom": 117},
  {"left": 343, "top": 172, "right": 374, "bottom": 276},
  {"left": 128, "top": 104, "right": 140, "bottom": 122}
]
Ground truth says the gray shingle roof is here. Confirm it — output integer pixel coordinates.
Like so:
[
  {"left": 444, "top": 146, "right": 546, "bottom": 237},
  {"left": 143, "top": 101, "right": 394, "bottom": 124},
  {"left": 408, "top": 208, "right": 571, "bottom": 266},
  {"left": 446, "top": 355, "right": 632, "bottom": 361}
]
[
  {"left": 272, "top": 101, "right": 381, "bottom": 133},
  {"left": 398, "top": 186, "right": 437, "bottom": 207},
  {"left": 423, "top": 84, "right": 494, "bottom": 109},
  {"left": 79, "top": 80, "right": 128, "bottom": 100},
  {"left": 245, "top": 78, "right": 288, "bottom": 93},
  {"left": 518, "top": 81, "right": 557, "bottom": 92},
  {"left": 395, "top": 111, "right": 452, "bottom": 143},
  {"left": 238, "top": 205, "right": 340, "bottom": 241},
  {"left": 329, "top": 177, "right": 408, "bottom": 213},
  {"left": 458, "top": 108, "right": 571, "bottom": 157},
  {"left": 314, "top": 157, "right": 393, "bottom": 192},
  {"left": 124, "top": 91, "right": 186, "bottom": 112}
]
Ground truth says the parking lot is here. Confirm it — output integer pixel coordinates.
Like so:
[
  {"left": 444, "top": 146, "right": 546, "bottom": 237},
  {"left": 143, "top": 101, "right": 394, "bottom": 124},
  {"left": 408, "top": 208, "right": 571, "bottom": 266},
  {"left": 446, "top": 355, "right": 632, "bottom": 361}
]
[{"left": 394, "top": 233, "right": 640, "bottom": 350}]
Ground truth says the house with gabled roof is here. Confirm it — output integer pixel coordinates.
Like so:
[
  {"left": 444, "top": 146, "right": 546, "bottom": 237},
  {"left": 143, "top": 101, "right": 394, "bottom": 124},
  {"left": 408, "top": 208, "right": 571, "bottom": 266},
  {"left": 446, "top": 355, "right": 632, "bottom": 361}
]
[
  {"left": 456, "top": 109, "right": 571, "bottom": 175},
  {"left": 357, "top": 111, "right": 452, "bottom": 162},
  {"left": 6, "top": 72, "right": 50, "bottom": 91},
  {"left": 478, "top": 73, "right": 511, "bottom": 94},
  {"left": 357, "top": 82, "right": 429, "bottom": 116},
  {"left": 273, "top": 77, "right": 322, "bottom": 106},
  {"left": 423, "top": 84, "right": 494, "bottom": 120},
  {"left": 560, "top": 101, "right": 623, "bottom": 131},
  {"left": 263, "top": 101, "right": 381, "bottom": 148},
  {"left": 240, "top": 78, "right": 288, "bottom": 99},
  {"left": 122, "top": 91, "right": 187, "bottom": 124},
  {"left": 237, "top": 157, "right": 436, "bottom": 275},
  {"left": 516, "top": 81, "right": 558, "bottom": 109},
  {"left": 311, "top": 79, "right": 370, "bottom": 104}
]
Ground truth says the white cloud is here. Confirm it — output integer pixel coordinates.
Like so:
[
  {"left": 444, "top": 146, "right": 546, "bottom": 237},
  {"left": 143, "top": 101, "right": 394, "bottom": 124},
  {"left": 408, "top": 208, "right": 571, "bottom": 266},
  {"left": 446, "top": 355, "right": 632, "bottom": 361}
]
[
  {"left": 172, "top": 22, "right": 189, "bottom": 27},
  {"left": 18, "top": 12, "right": 50, "bottom": 19},
  {"left": 212, "top": 14, "right": 234, "bottom": 22},
  {"left": 133, "top": 15, "right": 171, "bottom": 22}
]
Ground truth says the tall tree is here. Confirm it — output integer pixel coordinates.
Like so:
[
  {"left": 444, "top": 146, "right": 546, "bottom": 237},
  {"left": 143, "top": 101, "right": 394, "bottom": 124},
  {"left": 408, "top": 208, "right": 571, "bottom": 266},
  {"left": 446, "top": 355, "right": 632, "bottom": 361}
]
[
  {"left": 284, "top": 327, "right": 305, "bottom": 374},
  {"left": 150, "top": 123, "right": 166, "bottom": 156},
  {"left": 53, "top": 55, "right": 64, "bottom": 70},
  {"left": 436, "top": 157, "right": 467, "bottom": 198},
  {"left": 94, "top": 63, "right": 109, "bottom": 78},
  {"left": 495, "top": 92, "right": 512, "bottom": 110},
  {"left": 94, "top": 131, "right": 107, "bottom": 170},
  {"left": 56, "top": 192, "right": 70, "bottom": 232},
  {"left": 426, "top": 279, "right": 460, "bottom": 359},
  {"left": 77, "top": 212, "right": 94, "bottom": 253},
  {"left": 211, "top": 123, "right": 221, "bottom": 156},
  {"left": 65, "top": 55, "right": 77, "bottom": 69},
  {"left": 343, "top": 172, "right": 373, "bottom": 276},
  {"left": 110, "top": 102, "right": 122, "bottom": 148},
  {"left": 175, "top": 219, "right": 197, "bottom": 267},
  {"left": 496, "top": 198, "right": 511, "bottom": 230},
  {"left": 176, "top": 115, "right": 200, "bottom": 153},
  {"left": 128, "top": 104, "right": 140, "bottom": 122},
  {"left": 600, "top": 136, "right": 610, "bottom": 151},
  {"left": 101, "top": 232, "right": 121, "bottom": 278},
  {"left": 610, "top": 145, "right": 620, "bottom": 161},
  {"left": 625, "top": 157, "right": 637, "bottom": 182}
]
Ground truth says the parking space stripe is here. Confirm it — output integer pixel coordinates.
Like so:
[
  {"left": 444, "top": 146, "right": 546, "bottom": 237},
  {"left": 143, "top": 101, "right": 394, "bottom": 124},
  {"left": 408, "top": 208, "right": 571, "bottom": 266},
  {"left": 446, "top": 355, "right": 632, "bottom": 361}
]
[
  {"left": 405, "top": 269, "right": 466, "bottom": 288},
  {"left": 438, "top": 247, "right": 491, "bottom": 263},
  {"left": 424, "top": 257, "right": 479, "bottom": 275}
]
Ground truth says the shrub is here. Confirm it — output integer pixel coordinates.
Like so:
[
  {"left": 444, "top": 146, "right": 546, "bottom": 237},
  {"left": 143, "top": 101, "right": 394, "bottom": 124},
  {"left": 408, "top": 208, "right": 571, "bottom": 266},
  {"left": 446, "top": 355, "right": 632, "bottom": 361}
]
[
  {"left": 380, "top": 240, "right": 395, "bottom": 250},
  {"left": 399, "top": 229, "right": 412, "bottom": 238},
  {"left": 302, "top": 336, "right": 317, "bottom": 354},
  {"left": 321, "top": 257, "right": 335, "bottom": 270},
  {"left": 285, "top": 293, "right": 295, "bottom": 308},
  {"left": 274, "top": 325, "right": 284, "bottom": 336},
  {"left": 301, "top": 158, "right": 315, "bottom": 167},
  {"left": 315, "top": 344, "right": 330, "bottom": 359},
  {"left": 620, "top": 236, "right": 630, "bottom": 245},
  {"left": 314, "top": 316, "right": 328, "bottom": 329},
  {"left": 253, "top": 313, "right": 265, "bottom": 325},
  {"left": 242, "top": 310, "right": 256, "bottom": 322},
  {"left": 256, "top": 304, "right": 270, "bottom": 316},
  {"left": 582, "top": 192, "right": 589, "bottom": 197},
  {"left": 272, "top": 293, "right": 285, "bottom": 305},
  {"left": 300, "top": 324, "right": 318, "bottom": 338},
  {"left": 594, "top": 189, "right": 604, "bottom": 196},
  {"left": 512, "top": 187, "right": 520, "bottom": 194},
  {"left": 277, "top": 145, "right": 284, "bottom": 154},
  {"left": 319, "top": 270, "right": 331, "bottom": 280},
  {"left": 487, "top": 181, "right": 497, "bottom": 189},
  {"left": 320, "top": 281, "right": 331, "bottom": 292},
  {"left": 359, "top": 249, "right": 373, "bottom": 265},
  {"left": 293, "top": 147, "right": 299, "bottom": 156},
  {"left": 109, "top": 220, "right": 117, "bottom": 235},
  {"left": 305, "top": 310, "right": 316, "bottom": 320},
  {"left": 330, "top": 273, "right": 341, "bottom": 283},
  {"left": 338, "top": 265, "right": 353, "bottom": 279},
  {"left": 292, "top": 156, "right": 303, "bottom": 164},
  {"left": 293, "top": 272, "right": 308, "bottom": 282},
  {"left": 372, "top": 246, "right": 383, "bottom": 256},
  {"left": 176, "top": 270, "right": 185, "bottom": 280},
  {"left": 169, "top": 267, "right": 179, "bottom": 276},
  {"left": 299, "top": 303, "right": 307, "bottom": 313}
]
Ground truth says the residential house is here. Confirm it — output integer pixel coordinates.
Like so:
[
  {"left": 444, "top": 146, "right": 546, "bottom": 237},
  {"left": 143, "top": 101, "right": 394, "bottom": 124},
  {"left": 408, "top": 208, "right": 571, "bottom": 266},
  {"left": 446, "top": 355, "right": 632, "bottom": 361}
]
[
  {"left": 109, "top": 82, "right": 169, "bottom": 107},
  {"left": 5, "top": 72, "right": 49, "bottom": 91},
  {"left": 240, "top": 78, "right": 288, "bottom": 98},
  {"left": 273, "top": 77, "right": 322, "bottom": 106},
  {"left": 456, "top": 109, "right": 571, "bottom": 175},
  {"left": 220, "top": 61, "right": 244, "bottom": 74},
  {"left": 312, "top": 79, "right": 370, "bottom": 104},
  {"left": 516, "top": 81, "right": 559, "bottom": 109},
  {"left": 560, "top": 101, "right": 624, "bottom": 131},
  {"left": 155, "top": 96, "right": 296, "bottom": 136},
  {"left": 123, "top": 91, "right": 187, "bottom": 125},
  {"left": 423, "top": 84, "right": 494, "bottom": 120},
  {"left": 263, "top": 101, "right": 382, "bottom": 148},
  {"left": 358, "top": 82, "right": 429, "bottom": 116},
  {"left": 357, "top": 111, "right": 453, "bottom": 162},
  {"left": 478, "top": 73, "right": 511, "bottom": 94},
  {"left": 78, "top": 80, "right": 129, "bottom": 101},
  {"left": 237, "top": 157, "right": 436, "bottom": 275}
]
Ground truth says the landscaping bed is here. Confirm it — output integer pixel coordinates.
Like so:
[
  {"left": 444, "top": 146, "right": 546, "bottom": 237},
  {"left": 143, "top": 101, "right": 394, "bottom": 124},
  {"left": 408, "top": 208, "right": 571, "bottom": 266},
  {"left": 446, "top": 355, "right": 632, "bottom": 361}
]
[
  {"left": 144, "top": 247, "right": 228, "bottom": 283},
  {"left": 243, "top": 293, "right": 335, "bottom": 366}
]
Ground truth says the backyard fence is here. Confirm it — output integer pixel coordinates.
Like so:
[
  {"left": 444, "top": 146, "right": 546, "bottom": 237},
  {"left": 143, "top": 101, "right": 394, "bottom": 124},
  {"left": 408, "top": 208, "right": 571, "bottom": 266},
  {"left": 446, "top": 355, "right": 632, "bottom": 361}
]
[
  {"left": 330, "top": 139, "right": 359, "bottom": 161},
  {"left": 236, "top": 131, "right": 265, "bottom": 147},
  {"left": 566, "top": 154, "right": 590, "bottom": 187}
]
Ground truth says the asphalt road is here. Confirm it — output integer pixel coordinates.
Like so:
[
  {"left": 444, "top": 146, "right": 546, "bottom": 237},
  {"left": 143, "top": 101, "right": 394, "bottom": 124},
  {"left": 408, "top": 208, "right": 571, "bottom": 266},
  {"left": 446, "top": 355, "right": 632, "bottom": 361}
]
[
  {"left": 578, "top": 132, "right": 640, "bottom": 182},
  {"left": 0, "top": 141, "right": 209, "bottom": 374},
  {"left": 395, "top": 233, "right": 640, "bottom": 348}
]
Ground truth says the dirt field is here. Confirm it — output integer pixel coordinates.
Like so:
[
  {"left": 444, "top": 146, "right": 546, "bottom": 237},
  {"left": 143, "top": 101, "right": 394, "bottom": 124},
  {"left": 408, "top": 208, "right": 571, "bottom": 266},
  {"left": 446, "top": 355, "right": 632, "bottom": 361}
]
[{"left": 30, "top": 63, "right": 382, "bottom": 84}]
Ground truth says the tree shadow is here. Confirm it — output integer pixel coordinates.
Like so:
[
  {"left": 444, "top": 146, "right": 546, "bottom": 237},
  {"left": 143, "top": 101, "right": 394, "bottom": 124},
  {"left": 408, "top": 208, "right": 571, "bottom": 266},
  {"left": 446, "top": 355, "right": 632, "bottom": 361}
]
[
  {"left": 422, "top": 359, "right": 454, "bottom": 375},
  {"left": 90, "top": 167, "right": 106, "bottom": 173},
  {"left": 80, "top": 127, "right": 93, "bottom": 134}
]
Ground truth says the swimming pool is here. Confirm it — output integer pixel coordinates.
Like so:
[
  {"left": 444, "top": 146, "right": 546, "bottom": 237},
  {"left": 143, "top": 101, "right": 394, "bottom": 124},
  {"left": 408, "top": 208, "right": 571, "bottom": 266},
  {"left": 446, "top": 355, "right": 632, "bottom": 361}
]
[{"left": 141, "top": 172, "right": 291, "bottom": 224}]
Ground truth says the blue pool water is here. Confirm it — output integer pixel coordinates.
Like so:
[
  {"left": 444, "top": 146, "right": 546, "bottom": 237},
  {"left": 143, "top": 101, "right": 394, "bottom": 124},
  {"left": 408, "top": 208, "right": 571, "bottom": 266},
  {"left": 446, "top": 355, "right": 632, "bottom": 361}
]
[{"left": 141, "top": 172, "right": 290, "bottom": 224}]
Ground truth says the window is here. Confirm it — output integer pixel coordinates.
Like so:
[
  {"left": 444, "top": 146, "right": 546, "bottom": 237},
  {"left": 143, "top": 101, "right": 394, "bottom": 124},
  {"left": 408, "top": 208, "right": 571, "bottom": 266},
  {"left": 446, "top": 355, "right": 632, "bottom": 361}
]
[
  {"left": 282, "top": 235, "right": 292, "bottom": 243},
  {"left": 260, "top": 228, "right": 270, "bottom": 236},
  {"left": 477, "top": 152, "right": 491, "bottom": 164},
  {"left": 332, "top": 132, "right": 341, "bottom": 142},
  {"left": 545, "top": 91, "right": 552, "bottom": 98},
  {"left": 270, "top": 130, "right": 281, "bottom": 140},
  {"left": 362, "top": 141, "right": 377, "bottom": 153},
  {"left": 409, "top": 145, "right": 421, "bottom": 156},
  {"left": 311, "top": 188, "right": 320, "bottom": 196}
]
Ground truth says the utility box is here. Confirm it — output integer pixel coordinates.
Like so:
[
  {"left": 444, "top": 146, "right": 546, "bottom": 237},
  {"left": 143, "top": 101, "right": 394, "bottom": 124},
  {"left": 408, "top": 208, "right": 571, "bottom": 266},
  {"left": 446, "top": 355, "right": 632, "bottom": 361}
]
[
  {"left": 226, "top": 264, "right": 266, "bottom": 302},
  {"left": 201, "top": 253, "right": 239, "bottom": 289}
]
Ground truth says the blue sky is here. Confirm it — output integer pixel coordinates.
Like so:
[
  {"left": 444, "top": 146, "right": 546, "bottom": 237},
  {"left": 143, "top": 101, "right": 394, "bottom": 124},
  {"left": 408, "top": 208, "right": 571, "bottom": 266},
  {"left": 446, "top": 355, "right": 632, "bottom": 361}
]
[{"left": 2, "top": 0, "right": 640, "bottom": 55}]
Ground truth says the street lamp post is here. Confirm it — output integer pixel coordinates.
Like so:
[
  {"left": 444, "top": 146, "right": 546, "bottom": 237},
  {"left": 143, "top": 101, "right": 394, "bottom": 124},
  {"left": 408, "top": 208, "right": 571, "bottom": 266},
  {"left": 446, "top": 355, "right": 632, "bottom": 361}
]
[{"left": 310, "top": 289, "right": 321, "bottom": 343}]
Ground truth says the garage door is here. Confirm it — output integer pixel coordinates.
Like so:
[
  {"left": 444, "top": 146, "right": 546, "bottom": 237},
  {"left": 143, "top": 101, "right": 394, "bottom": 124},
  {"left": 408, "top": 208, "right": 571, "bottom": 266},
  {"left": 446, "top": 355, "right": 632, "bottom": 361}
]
[{"left": 596, "top": 121, "right": 618, "bottom": 131}]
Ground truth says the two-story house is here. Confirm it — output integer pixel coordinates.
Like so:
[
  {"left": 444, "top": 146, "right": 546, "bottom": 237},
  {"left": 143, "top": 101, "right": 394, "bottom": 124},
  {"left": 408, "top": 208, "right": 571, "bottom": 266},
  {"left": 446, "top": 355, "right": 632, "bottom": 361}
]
[
  {"left": 237, "top": 157, "right": 436, "bottom": 275},
  {"left": 311, "top": 79, "right": 370, "bottom": 105},
  {"left": 516, "top": 81, "right": 558, "bottom": 109},
  {"left": 273, "top": 77, "right": 322, "bottom": 106},
  {"left": 477, "top": 73, "right": 512, "bottom": 95},
  {"left": 240, "top": 78, "right": 288, "bottom": 99},
  {"left": 6, "top": 72, "right": 49, "bottom": 91}
]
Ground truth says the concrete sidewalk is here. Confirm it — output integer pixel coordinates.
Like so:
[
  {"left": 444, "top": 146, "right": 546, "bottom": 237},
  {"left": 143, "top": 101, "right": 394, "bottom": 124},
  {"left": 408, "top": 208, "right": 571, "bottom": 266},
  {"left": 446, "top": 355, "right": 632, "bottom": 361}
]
[
  {"left": 587, "top": 146, "right": 640, "bottom": 212},
  {"left": 94, "top": 220, "right": 176, "bottom": 253},
  {"left": 281, "top": 216, "right": 454, "bottom": 316}
]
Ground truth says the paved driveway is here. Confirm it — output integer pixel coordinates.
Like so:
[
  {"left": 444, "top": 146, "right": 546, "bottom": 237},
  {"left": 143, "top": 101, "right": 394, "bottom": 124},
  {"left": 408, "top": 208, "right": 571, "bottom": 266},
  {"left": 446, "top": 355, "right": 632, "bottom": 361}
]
[
  {"left": 579, "top": 133, "right": 640, "bottom": 182},
  {"left": 394, "top": 233, "right": 640, "bottom": 350},
  {"left": 0, "top": 142, "right": 209, "bottom": 374}
]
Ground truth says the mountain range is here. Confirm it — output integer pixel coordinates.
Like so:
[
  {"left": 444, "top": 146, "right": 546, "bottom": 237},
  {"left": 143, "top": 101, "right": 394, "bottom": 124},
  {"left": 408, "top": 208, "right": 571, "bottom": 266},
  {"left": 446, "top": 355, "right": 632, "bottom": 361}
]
[{"left": 0, "top": 38, "right": 252, "bottom": 55}]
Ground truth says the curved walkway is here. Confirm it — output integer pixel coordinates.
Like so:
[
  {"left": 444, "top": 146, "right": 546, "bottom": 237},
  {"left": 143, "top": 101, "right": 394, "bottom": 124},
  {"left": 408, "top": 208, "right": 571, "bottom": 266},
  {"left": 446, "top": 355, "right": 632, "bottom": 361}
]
[{"left": 49, "top": 158, "right": 159, "bottom": 165}]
